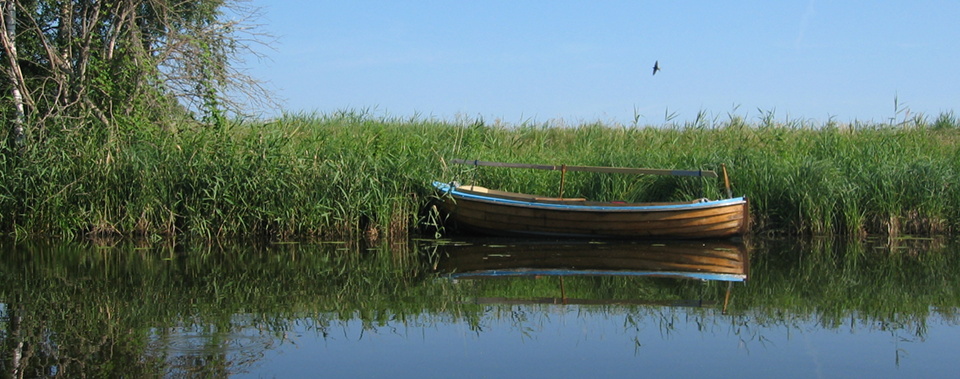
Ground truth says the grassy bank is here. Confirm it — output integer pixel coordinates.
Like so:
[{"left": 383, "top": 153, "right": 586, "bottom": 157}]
[{"left": 2, "top": 110, "right": 959, "bottom": 240}]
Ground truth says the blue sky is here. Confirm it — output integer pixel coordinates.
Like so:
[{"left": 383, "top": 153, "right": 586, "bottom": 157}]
[{"left": 243, "top": 1, "right": 958, "bottom": 125}]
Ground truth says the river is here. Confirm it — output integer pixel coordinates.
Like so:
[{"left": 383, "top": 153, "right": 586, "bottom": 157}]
[{"left": 1, "top": 236, "right": 957, "bottom": 377}]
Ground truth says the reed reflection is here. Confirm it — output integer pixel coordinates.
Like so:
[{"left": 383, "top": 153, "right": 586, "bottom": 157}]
[{"left": 3, "top": 237, "right": 960, "bottom": 377}]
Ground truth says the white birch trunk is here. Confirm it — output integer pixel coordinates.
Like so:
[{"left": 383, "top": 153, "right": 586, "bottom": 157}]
[{"left": 3, "top": 1, "right": 24, "bottom": 146}]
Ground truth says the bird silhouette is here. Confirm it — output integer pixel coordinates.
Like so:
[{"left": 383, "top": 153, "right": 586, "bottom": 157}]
[{"left": 652, "top": 60, "right": 660, "bottom": 76}]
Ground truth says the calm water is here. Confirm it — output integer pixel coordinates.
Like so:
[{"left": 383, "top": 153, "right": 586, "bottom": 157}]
[{"left": 1, "top": 237, "right": 958, "bottom": 377}]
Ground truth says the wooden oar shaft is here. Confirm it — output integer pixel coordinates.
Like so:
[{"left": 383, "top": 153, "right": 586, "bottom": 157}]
[{"left": 451, "top": 159, "right": 718, "bottom": 178}]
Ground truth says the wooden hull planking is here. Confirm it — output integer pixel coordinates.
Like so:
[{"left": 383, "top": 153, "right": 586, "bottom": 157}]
[{"left": 435, "top": 182, "right": 750, "bottom": 239}]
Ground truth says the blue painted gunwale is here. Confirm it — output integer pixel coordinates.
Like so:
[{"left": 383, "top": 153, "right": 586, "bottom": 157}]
[
  {"left": 447, "top": 269, "right": 746, "bottom": 282},
  {"left": 433, "top": 181, "right": 746, "bottom": 212}
]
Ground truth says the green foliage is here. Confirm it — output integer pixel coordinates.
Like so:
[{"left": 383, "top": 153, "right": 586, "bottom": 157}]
[
  {"left": 1, "top": 110, "right": 960, "bottom": 239},
  {"left": 1, "top": 0, "right": 264, "bottom": 150}
]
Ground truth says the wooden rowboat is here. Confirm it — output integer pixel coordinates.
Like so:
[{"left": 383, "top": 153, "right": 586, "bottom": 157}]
[{"left": 434, "top": 159, "right": 750, "bottom": 239}]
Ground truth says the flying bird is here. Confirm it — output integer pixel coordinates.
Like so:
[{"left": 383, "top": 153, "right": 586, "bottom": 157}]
[{"left": 652, "top": 60, "right": 660, "bottom": 76}]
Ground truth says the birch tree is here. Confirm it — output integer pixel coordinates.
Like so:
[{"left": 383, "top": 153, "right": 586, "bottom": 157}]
[
  {"left": 1, "top": 1, "right": 24, "bottom": 148},
  {"left": 0, "top": 0, "right": 272, "bottom": 148}
]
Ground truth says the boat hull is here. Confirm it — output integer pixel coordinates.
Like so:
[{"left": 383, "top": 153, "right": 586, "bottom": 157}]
[{"left": 434, "top": 182, "right": 750, "bottom": 239}]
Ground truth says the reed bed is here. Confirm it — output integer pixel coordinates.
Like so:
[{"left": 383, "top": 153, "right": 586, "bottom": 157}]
[{"left": 1, "top": 109, "right": 959, "bottom": 240}]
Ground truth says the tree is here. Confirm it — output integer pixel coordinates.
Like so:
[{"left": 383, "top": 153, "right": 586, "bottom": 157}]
[
  {"left": 1, "top": 1, "right": 24, "bottom": 148},
  {"left": 0, "top": 0, "right": 272, "bottom": 148}
]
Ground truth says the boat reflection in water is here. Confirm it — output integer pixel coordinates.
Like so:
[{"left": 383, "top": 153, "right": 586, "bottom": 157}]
[{"left": 432, "top": 238, "right": 749, "bottom": 310}]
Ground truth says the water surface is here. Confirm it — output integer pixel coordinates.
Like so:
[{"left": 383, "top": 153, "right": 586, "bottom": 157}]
[{"left": 1, "top": 237, "right": 957, "bottom": 377}]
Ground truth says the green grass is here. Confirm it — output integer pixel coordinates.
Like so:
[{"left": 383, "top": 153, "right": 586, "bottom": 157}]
[{"left": 1, "top": 109, "right": 959, "bottom": 240}]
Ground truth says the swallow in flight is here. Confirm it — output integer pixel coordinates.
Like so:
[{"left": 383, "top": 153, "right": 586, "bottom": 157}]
[{"left": 652, "top": 60, "right": 660, "bottom": 76}]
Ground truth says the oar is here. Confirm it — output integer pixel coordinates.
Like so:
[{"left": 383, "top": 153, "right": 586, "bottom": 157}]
[{"left": 451, "top": 159, "right": 718, "bottom": 178}]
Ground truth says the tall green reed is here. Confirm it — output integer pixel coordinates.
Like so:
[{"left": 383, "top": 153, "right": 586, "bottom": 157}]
[{"left": 2, "top": 109, "right": 959, "bottom": 239}]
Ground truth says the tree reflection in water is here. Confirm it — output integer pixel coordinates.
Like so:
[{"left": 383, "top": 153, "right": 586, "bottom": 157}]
[{"left": 0, "top": 236, "right": 958, "bottom": 376}]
